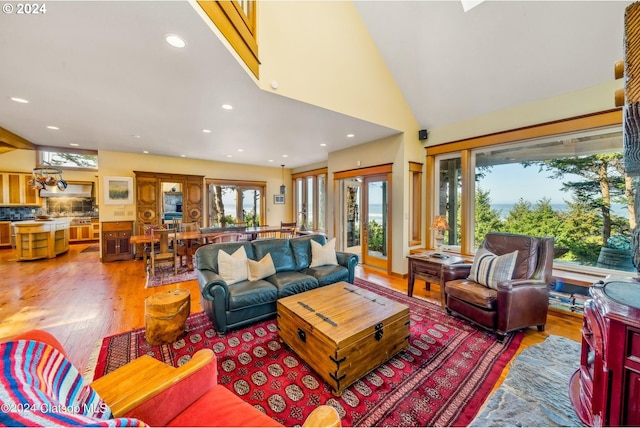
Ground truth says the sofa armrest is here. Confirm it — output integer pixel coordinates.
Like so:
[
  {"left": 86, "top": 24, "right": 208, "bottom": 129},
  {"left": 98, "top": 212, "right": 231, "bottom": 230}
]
[
  {"left": 197, "top": 269, "right": 230, "bottom": 301},
  {"left": 336, "top": 251, "right": 358, "bottom": 284},
  {"left": 9, "top": 329, "right": 68, "bottom": 358},
  {"left": 441, "top": 263, "right": 473, "bottom": 284},
  {"left": 91, "top": 349, "right": 216, "bottom": 425}
]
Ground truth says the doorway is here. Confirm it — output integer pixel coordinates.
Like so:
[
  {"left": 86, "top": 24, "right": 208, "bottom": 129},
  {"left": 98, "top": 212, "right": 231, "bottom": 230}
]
[
  {"left": 338, "top": 165, "right": 391, "bottom": 272},
  {"left": 343, "top": 180, "right": 361, "bottom": 256},
  {"left": 362, "top": 175, "right": 389, "bottom": 269}
]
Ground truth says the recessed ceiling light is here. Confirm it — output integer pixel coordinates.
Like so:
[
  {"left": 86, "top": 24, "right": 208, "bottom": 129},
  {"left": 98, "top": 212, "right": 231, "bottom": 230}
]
[
  {"left": 202, "top": 129, "right": 211, "bottom": 133},
  {"left": 47, "top": 126, "right": 60, "bottom": 130},
  {"left": 221, "top": 104, "right": 233, "bottom": 110},
  {"left": 10, "top": 97, "right": 29, "bottom": 104},
  {"left": 165, "top": 34, "right": 186, "bottom": 48},
  {"left": 131, "top": 134, "right": 141, "bottom": 139},
  {"left": 69, "top": 143, "right": 79, "bottom": 147},
  {"left": 347, "top": 134, "right": 355, "bottom": 138},
  {"left": 320, "top": 143, "right": 327, "bottom": 147},
  {"left": 226, "top": 154, "right": 232, "bottom": 158},
  {"left": 282, "top": 154, "right": 288, "bottom": 158},
  {"left": 268, "top": 160, "right": 274, "bottom": 163},
  {"left": 237, "top": 149, "right": 243, "bottom": 152},
  {"left": 181, "top": 154, "right": 186, "bottom": 158},
  {"left": 143, "top": 150, "right": 149, "bottom": 154}
]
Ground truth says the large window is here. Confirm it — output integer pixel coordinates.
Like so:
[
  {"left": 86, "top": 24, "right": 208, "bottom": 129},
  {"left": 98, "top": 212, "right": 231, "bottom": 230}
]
[
  {"left": 430, "top": 111, "right": 633, "bottom": 274},
  {"left": 206, "top": 179, "right": 265, "bottom": 227},
  {"left": 434, "top": 155, "right": 462, "bottom": 250},
  {"left": 293, "top": 168, "right": 327, "bottom": 231}
]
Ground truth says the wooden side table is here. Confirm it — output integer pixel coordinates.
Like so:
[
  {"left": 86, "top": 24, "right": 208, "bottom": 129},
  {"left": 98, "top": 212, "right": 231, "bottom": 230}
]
[{"left": 407, "top": 252, "right": 465, "bottom": 306}]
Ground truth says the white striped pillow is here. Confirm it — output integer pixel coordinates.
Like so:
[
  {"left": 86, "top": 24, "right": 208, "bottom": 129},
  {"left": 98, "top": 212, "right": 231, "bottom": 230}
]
[{"left": 468, "top": 248, "right": 518, "bottom": 290}]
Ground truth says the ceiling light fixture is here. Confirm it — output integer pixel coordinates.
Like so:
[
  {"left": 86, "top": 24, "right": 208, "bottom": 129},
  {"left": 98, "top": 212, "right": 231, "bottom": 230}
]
[
  {"left": 222, "top": 104, "right": 233, "bottom": 110},
  {"left": 237, "top": 148, "right": 244, "bottom": 152},
  {"left": 461, "top": 0, "right": 485, "bottom": 12},
  {"left": 10, "top": 97, "right": 29, "bottom": 104},
  {"left": 280, "top": 164, "right": 286, "bottom": 195},
  {"left": 320, "top": 143, "right": 327, "bottom": 147},
  {"left": 69, "top": 143, "right": 79, "bottom": 147},
  {"left": 202, "top": 129, "right": 212, "bottom": 133},
  {"left": 165, "top": 34, "right": 186, "bottom": 48},
  {"left": 143, "top": 151, "right": 149, "bottom": 154},
  {"left": 347, "top": 134, "right": 354, "bottom": 138},
  {"left": 47, "top": 126, "right": 59, "bottom": 130}
]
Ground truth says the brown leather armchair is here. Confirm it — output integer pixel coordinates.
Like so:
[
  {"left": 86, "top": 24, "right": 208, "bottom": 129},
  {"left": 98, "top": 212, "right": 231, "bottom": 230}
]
[{"left": 442, "top": 232, "right": 554, "bottom": 341}]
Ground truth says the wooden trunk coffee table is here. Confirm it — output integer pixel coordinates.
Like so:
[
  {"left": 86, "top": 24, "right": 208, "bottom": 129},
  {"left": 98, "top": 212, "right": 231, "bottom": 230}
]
[{"left": 277, "top": 281, "right": 410, "bottom": 396}]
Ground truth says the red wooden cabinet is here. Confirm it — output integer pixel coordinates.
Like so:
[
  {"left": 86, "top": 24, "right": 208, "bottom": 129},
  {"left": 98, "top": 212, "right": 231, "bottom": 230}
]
[{"left": 570, "top": 280, "right": 640, "bottom": 426}]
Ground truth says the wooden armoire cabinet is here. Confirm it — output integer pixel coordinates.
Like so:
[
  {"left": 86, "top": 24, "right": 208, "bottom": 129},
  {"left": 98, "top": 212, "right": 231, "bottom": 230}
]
[
  {"left": 133, "top": 171, "right": 204, "bottom": 234},
  {"left": 569, "top": 280, "right": 640, "bottom": 427}
]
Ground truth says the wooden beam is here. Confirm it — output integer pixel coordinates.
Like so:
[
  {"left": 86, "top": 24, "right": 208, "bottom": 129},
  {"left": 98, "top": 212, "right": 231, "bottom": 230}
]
[{"left": 0, "top": 126, "right": 35, "bottom": 150}]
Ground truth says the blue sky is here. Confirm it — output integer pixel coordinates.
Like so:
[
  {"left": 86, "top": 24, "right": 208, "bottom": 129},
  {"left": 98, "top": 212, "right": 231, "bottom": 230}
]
[{"left": 480, "top": 164, "right": 568, "bottom": 205}]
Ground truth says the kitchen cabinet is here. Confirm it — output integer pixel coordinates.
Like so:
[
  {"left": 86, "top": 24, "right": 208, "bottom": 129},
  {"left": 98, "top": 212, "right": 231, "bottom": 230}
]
[
  {"left": 102, "top": 221, "right": 133, "bottom": 262},
  {"left": 0, "top": 172, "right": 41, "bottom": 206},
  {"left": 13, "top": 219, "right": 69, "bottom": 260},
  {"left": 69, "top": 225, "right": 93, "bottom": 242},
  {"left": 0, "top": 221, "right": 11, "bottom": 247},
  {"left": 569, "top": 280, "right": 640, "bottom": 426},
  {"left": 92, "top": 219, "right": 100, "bottom": 240}
]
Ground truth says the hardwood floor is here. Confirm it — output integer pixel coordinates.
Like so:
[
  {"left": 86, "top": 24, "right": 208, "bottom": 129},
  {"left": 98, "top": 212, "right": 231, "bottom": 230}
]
[{"left": 0, "top": 243, "right": 583, "bottom": 381}]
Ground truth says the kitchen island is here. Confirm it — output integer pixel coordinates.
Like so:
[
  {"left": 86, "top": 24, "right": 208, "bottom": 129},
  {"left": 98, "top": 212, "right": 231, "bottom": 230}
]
[{"left": 12, "top": 218, "right": 70, "bottom": 261}]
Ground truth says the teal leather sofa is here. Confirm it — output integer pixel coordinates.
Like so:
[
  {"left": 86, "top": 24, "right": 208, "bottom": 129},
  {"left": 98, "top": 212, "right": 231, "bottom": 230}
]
[{"left": 195, "top": 234, "right": 358, "bottom": 333}]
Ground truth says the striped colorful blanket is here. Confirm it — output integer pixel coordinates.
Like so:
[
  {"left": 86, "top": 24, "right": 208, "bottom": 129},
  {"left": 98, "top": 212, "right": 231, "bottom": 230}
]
[{"left": 0, "top": 339, "right": 144, "bottom": 427}]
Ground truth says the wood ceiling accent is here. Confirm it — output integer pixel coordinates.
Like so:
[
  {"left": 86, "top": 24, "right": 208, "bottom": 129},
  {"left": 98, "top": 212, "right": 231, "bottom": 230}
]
[{"left": 0, "top": 126, "right": 35, "bottom": 153}]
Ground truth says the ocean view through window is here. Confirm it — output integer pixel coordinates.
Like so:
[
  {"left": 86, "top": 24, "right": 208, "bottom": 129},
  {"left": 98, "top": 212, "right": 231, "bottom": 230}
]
[
  {"left": 474, "top": 127, "right": 633, "bottom": 271},
  {"left": 435, "top": 124, "right": 636, "bottom": 273}
]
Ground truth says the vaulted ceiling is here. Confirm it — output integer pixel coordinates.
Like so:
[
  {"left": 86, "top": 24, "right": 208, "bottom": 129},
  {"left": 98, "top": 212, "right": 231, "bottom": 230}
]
[{"left": 0, "top": 1, "right": 631, "bottom": 168}]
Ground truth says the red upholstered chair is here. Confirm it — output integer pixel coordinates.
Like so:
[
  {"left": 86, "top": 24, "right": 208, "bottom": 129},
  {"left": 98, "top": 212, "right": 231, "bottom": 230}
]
[
  {"left": 2, "top": 330, "right": 341, "bottom": 427},
  {"left": 442, "top": 232, "right": 554, "bottom": 342}
]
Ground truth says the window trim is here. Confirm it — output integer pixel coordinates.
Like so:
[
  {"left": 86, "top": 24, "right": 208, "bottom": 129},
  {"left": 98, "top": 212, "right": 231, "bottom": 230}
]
[
  {"left": 35, "top": 145, "right": 98, "bottom": 171},
  {"left": 197, "top": 0, "right": 259, "bottom": 78},
  {"left": 409, "top": 161, "right": 422, "bottom": 247},
  {"left": 292, "top": 167, "right": 328, "bottom": 231},
  {"left": 205, "top": 178, "right": 266, "bottom": 227}
]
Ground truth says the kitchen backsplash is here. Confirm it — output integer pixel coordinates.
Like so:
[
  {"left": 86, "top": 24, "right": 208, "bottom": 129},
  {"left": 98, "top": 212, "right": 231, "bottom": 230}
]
[
  {"left": 0, "top": 197, "right": 98, "bottom": 221},
  {"left": 0, "top": 207, "right": 38, "bottom": 221},
  {"left": 45, "top": 197, "right": 97, "bottom": 217}
]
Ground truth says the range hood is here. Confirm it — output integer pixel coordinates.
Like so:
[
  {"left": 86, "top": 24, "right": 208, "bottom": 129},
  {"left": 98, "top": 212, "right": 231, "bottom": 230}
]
[{"left": 40, "top": 183, "right": 93, "bottom": 198}]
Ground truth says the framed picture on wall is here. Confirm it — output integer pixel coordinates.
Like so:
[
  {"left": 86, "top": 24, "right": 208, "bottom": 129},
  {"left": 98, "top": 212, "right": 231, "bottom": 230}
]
[
  {"left": 274, "top": 194, "right": 285, "bottom": 204},
  {"left": 104, "top": 176, "right": 133, "bottom": 205}
]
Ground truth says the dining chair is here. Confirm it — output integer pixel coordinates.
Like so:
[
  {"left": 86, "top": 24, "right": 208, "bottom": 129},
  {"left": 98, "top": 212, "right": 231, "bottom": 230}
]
[
  {"left": 175, "top": 222, "right": 203, "bottom": 268},
  {"left": 150, "top": 227, "right": 177, "bottom": 275},
  {"left": 279, "top": 221, "right": 297, "bottom": 238},
  {"left": 142, "top": 224, "right": 162, "bottom": 267}
]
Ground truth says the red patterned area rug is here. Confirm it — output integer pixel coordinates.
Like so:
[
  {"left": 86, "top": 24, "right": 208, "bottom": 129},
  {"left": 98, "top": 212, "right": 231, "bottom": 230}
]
[
  {"left": 145, "top": 261, "right": 197, "bottom": 288},
  {"left": 90, "top": 278, "right": 523, "bottom": 426}
]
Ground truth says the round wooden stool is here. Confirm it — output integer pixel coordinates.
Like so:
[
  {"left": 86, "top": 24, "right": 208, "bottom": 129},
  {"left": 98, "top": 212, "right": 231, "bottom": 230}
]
[{"left": 145, "top": 289, "right": 191, "bottom": 345}]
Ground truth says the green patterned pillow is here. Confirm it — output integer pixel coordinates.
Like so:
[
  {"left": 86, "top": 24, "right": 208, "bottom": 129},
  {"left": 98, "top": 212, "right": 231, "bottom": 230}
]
[{"left": 468, "top": 248, "right": 518, "bottom": 290}]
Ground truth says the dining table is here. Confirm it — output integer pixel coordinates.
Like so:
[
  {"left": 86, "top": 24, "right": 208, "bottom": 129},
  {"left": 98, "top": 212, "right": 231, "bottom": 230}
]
[{"left": 130, "top": 230, "right": 203, "bottom": 271}]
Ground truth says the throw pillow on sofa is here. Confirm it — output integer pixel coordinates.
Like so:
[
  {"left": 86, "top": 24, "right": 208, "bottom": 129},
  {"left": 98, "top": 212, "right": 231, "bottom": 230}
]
[
  {"left": 218, "top": 247, "right": 248, "bottom": 285},
  {"left": 467, "top": 248, "right": 518, "bottom": 290},
  {"left": 247, "top": 253, "right": 276, "bottom": 281},
  {"left": 310, "top": 238, "right": 338, "bottom": 267}
]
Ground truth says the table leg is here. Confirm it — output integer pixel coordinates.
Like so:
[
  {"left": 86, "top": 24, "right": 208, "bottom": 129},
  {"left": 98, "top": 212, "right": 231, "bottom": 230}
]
[
  {"left": 408, "top": 261, "right": 415, "bottom": 297},
  {"left": 186, "top": 240, "right": 194, "bottom": 270}
]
